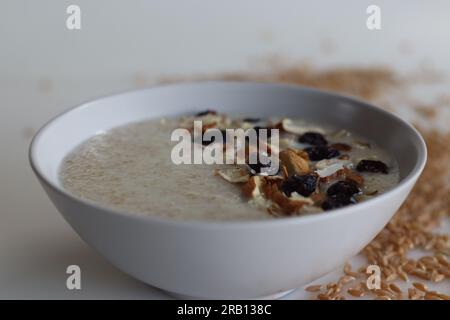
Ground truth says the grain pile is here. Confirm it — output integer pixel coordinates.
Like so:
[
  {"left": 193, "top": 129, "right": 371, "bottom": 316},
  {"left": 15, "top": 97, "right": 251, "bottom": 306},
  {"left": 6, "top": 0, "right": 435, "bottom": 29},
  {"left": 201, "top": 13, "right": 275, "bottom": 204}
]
[{"left": 203, "top": 64, "right": 449, "bottom": 300}]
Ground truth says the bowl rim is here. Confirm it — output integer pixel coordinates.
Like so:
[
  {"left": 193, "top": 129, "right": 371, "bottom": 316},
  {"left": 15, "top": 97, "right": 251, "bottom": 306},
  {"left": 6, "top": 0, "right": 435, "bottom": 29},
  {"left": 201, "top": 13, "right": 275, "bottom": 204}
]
[{"left": 29, "top": 80, "right": 427, "bottom": 229}]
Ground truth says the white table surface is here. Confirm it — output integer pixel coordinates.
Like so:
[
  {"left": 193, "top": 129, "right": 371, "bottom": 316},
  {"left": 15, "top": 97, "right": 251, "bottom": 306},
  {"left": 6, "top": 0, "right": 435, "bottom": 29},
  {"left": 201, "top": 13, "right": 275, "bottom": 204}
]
[{"left": 0, "top": 0, "right": 448, "bottom": 299}]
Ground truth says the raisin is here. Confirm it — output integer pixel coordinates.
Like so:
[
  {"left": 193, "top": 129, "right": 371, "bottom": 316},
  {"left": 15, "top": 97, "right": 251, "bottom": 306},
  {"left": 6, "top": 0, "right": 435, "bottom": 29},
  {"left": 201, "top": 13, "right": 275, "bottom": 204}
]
[
  {"left": 298, "top": 132, "right": 328, "bottom": 146},
  {"left": 356, "top": 160, "right": 389, "bottom": 174},
  {"left": 322, "top": 194, "right": 357, "bottom": 211},
  {"left": 195, "top": 110, "right": 217, "bottom": 117},
  {"left": 327, "top": 181, "right": 360, "bottom": 197},
  {"left": 280, "top": 174, "right": 318, "bottom": 197},
  {"left": 304, "top": 146, "right": 340, "bottom": 161},
  {"left": 242, "top": 118, "right": 261, "bottom": 123}
]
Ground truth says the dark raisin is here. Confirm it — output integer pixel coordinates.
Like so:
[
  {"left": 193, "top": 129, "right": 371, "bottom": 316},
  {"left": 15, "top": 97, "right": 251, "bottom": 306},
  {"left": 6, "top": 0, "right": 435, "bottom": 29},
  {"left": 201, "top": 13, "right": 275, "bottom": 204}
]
[
  {"left": 327, "top": 181, "right": 360, "bottom": 197},
  {"left": 330, "top": 143, "right": 352, "bottom": 152},
  {"left": 201, "top": 129, "right": 226, "bottom": 146},
  {"left": 195, "top": 110, "right": 217, "bottom": 117},
  {"left": 298, "top": 132, "right": 328, "bottom": 146},
  {"left": 280, "top": 174, "right": 318, "bottom": 197},
  {"left": 321, "top": 194, "right": 357, "bottom": 211},
  {"left": 304, "top": 146, "right": 340, "bottom": 161},
  {"left": 242, "top": 118, "right": 261, "bottom": 123},
  {"left": 356, "top": 160, "right": 389, "bottom": 174}
]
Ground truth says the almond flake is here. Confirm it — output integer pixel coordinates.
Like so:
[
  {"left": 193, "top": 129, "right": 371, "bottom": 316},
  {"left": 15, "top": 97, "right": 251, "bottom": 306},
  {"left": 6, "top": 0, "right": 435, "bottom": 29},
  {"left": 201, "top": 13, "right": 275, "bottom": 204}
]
[
  {"left": 262, "top": 179, "right": 310, "bottom": 215},
  {"left": 315, "top": 159, "right": 351, "bottom": 178}
]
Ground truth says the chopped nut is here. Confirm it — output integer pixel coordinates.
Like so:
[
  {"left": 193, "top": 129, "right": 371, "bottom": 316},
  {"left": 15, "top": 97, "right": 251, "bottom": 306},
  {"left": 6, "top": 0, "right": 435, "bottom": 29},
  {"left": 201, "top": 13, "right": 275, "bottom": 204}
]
[
  {"left": 279, "top": 148, "right": 309, "bottom": 176},
  {"left": 262, "top": 179, "right": 310, "bottom": 214},
  {"left": 242, "top": 176, "right": 262, "bottom": 198}
]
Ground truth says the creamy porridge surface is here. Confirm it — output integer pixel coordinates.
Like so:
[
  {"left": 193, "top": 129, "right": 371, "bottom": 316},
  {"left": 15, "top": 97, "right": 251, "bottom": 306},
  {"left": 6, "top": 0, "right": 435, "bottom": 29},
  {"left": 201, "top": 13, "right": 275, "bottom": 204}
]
[{"left": 60, "top": 113, "right": 399, "bottom": 221}]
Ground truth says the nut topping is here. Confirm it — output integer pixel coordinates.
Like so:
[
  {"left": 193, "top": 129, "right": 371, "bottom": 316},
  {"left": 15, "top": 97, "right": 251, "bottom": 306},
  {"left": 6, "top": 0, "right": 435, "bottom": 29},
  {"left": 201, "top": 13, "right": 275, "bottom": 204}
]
[{"left": 279, "top": 148, "right": 309, "bottom": 176}]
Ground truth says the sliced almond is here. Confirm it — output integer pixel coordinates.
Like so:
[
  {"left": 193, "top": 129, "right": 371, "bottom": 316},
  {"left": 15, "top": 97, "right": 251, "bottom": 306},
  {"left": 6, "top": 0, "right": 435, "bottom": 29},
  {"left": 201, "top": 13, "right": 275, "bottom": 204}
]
[{"left": 315, "top": 159, "right": 351, "bottom": 178}]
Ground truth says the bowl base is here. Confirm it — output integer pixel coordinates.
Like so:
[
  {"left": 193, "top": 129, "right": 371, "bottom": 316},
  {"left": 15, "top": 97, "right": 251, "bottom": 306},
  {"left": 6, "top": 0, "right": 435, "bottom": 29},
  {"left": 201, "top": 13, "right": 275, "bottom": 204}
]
[{"left": 165, "top": 288, "right": 295, "bottom": 300}]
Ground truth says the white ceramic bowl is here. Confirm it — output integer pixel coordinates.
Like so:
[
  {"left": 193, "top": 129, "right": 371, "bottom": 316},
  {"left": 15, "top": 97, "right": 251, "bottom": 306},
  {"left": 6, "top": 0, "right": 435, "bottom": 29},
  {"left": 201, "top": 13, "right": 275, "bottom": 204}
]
[{"left": 29, "top": 82, "right": 426, "bottom": 299}]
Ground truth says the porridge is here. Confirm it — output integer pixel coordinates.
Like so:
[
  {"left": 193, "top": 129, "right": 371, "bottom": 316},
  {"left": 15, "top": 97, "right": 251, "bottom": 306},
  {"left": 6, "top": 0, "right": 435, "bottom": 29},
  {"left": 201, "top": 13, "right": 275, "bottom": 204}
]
[{"left": 60, "top": 111, "right": 399, "bottom": 221}]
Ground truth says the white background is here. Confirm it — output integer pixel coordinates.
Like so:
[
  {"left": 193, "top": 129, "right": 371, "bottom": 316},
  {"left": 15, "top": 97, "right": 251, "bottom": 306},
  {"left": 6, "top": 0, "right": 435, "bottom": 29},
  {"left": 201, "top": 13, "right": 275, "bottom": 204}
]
[{"left": 0, "top": 0, "right": 449, "bottom": 298}]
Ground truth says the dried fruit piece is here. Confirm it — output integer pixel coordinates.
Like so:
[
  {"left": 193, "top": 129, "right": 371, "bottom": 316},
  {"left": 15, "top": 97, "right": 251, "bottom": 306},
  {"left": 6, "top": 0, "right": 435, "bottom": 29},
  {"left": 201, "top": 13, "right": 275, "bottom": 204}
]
[
  {"left": 304, "top": 146, "right": 340, "bottom": 161},
  {"left": 356, "top": 160, "right": 389, "bottom": 174},
  {"left": 280, "top": 174, "right": 318, "bottom": 197},
  {"left": 327, "top": 181, "right": 360, "bottom": 198},
  {"left": 322, "top": 194, "right": 357, "bottom": 211},
  {"left": 279, "top": 149, "right": 309, "bottom": 176},
  {"left": 298, "top": 132, "right": 328, "bottom": 146}
]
